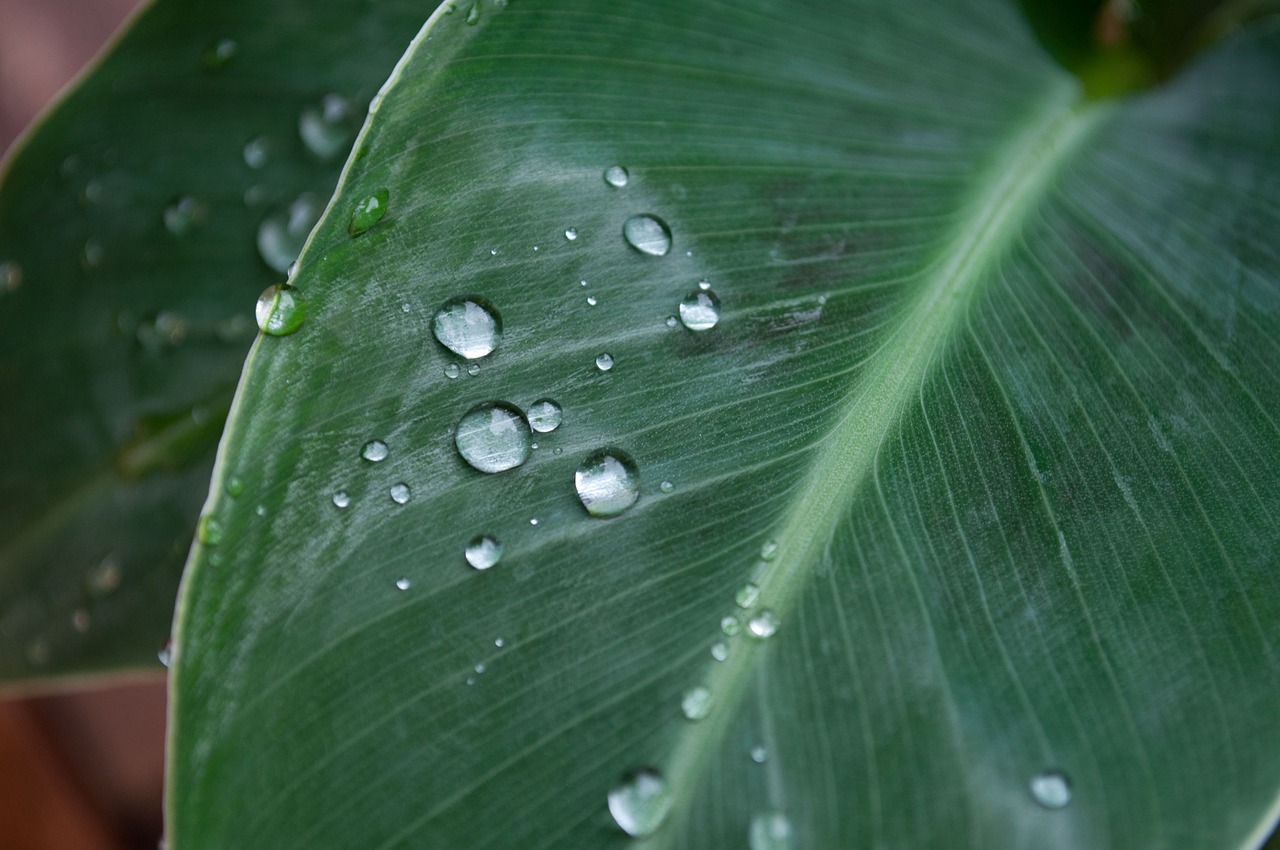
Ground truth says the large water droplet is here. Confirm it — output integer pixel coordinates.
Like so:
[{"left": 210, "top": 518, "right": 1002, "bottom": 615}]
[
  {"left": 455, "top": 401, "right": 531, "bottom": 473},
  {"left": 255, "top": 284, "right": 306, "bottom": 336},
  {"left": 595, "top": 353, "right": 614, "bottom": 371},
  {"left": 604, "top": 165, "right": 629, "bottom": 188},
  {"left": 362, "top": 440, "right": 389, "bottom": 462},
  {"left": 348, "top": 188, "right": 389, "bottom": 237},
  {"left": 575, "top": 448, "right": 640, "bottom": 517},
  {"left": 679, "top": 288, "right": 721, "bottom": 331},
  {"left": 608, "top": 769, "right": 671, "bottom": 838},
  {"left": 681, "top": 686, "right": 713, "bottom": 720},
  {"left": 299, "top": 94, "right": 356, "bottom": 160},
  {"left": 243, "top": 136, "right": 270, "bottom": 169},
  {"left": 1029, "top": 770, "right": 1072, "bottom": 809},
  {"left": 465, "top": 534, "right": 504, "bottom": 570},
  {"left": 526, "top": 399, "right": 563, "bottom": 433},
  {"left": 257, "top": 193, "right": 323, "bottom": 273},
  {"left": 432, "top": 296, "right": 502, "bottom": 359},
  {"left": 623, "top": 214, "right": 672, "bottom": 256},
  {"left": 390, "top": 483, "right": 412, "bottom": 505},
  {"left": 749, "top": 812, "right": 793, "bottom": 850},
  {"left": 163, "top": 196, "right": 205, "bottom": 236},
  {"left": 748, "top": 609, "right": 780, "bottom": 639}
]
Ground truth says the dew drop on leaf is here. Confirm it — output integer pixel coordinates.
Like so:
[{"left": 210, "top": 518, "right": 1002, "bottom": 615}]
[
  {"left": 348, "top": 188, "right": 389, "bottom": 237},
  {"left": 711, "top": 641, "right": 728, "bottom": 661},
  {"left": 526, "top": 399, "right": 563, "bottom": 433},
  {"left": 604, "top": 165, "right": 629, "bottom": 188},
  {"left": 395, "top": 577, "right": 411, "bottom": 591},
  {"left": 749, "top": 812, "right": 793, "bottom": 850},
  {"left": 721, "top": 615, "right": 741, "bottom": 636},
  {"left": 681, "top": 686, "right": 713, "bottom": 720},
  {"left": 1029, "top": 770, "right": 1072, "bottom": 809},
  {"left": 748, "top": 609, "right": 780, "bottom": 639},
  {"left": 595, "top": 353, "right": 614, "bottom": 372},
  {"left": 679, "top": 288, "right": 721, "bottom": 331},
  {"left": 333, "top": 490, "right": 351, "bottom": 508},
  {"left": 465, "top": 534, "right": 504, "bottom": 570},
  {"left": 736, "top": 583, "right": 760, "bottom": 609},
  {"left": 760, "top": 539, "right": 779, "bottom": 561},
  {"left": 432, "top": 296, "right": 502, "bottom": 359},
  {"left": 254, "top": 284, "right": 305, "bottom": 336},
  {"left": 623, "top": 214, "right": 672, "bottom": 256},
  {"left": 455, "top": 401, "right": 531, "bottom": 473},
  {"left": 575, "top": 448, "right": 640, "bottom": 517},
  {"left": 444, "top": 363, "right": 461, "bottom": 379},
  {"left": 608, "top": 768, "right": 671, "bottom": 838},
  {"left": 750, "top": 745, "right": 767, "bottom": 764},
  {"left": 390, "top": 483, "right": 412, "bottom": 505},
  {"left": 196, "top": 515, "right": 223, "bottom": 547},
  {"left": 466, "top": 362, "right": 480, "bottom": 376},
  {"left": 361, "top": 440, "right": 389, "bottom": 462}
]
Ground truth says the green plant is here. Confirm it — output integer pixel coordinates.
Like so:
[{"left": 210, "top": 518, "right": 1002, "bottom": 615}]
[{"left": 2, "top": 0, "right": 1278, "bottom": 847}]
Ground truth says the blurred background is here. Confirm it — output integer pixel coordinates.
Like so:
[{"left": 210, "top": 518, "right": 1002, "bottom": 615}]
[{"left": 1, "top": 3, "right": 164, "bottom": 849}]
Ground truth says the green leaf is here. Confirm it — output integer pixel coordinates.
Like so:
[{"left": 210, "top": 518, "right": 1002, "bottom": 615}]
[
  {"left": 0, "top": 0, "right": 429, "bottom": 683},
  {"left": 170, "top": 1, "right": 1280, "bottom": 847}
]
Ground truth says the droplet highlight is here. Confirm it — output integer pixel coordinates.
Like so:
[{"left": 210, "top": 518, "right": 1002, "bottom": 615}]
[
  {"left": 575, "top": 448, "right": 640, "bottom": 517},
  {"left": 432, "top": 295, "right": 502, "bottom": 359},
  {"left": 455, "top": 401, "right": 531, "bottom": 473},
  {"left": 623, "top": 214, "right": 672, "bottom": 256},
  {"left": 390, "top": 483, "right": 412, "bottom": 505}
]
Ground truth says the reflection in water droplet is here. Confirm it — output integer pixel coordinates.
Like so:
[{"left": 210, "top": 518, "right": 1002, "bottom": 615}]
[
  {"left": 163, "top": 196, "right": 205, "bottom": 236},
  {"left": 660, "top": 481, "right": 674, "bottom": 493},
  {"left": 575, "top": 448, "right": 640, "bottom": 517},
  {"left": 750, "top": 745, "right": 768, "bottom": 764},
  {"left": 527, "top": 399, "right": 563, "bottom": 433},
  {"left": 681, "top": 686, "right": 713, "bottom": 720},
  {"left": 564, "top": 227, "right": 578, "bottom": 241},
  {"left": 444, "top": 363, "right": 461, "bottom": 379},
  {"left": 1029, "top": 770, "right": 1072, "bottom": 809},
  {"left": 243, "top": 136, "right": 270, "bottom": 169},
  {"left": 749, "top": 812, "right": 793, "bottom": 850},
  {"left": 465, "top": 534, "right": 504, "bottom": 570},
  {"left": 595, "top": 353, "right": 614, "bottom": 372},
  {"left": 432, "top": 296, "right": 502, "bottom": 359},
  {"left": 257, "top": 193, "right": 324, "bottom": 273},
  {"left": 735, "top": 583, "right": 760, "bottom": 609},
  {"left": 299, "top": 94, "right": 356, "bottom": 160},
  {"left": 623, "top": 214, "right": 672, "bottom": 256},
  {"left": 455, "top": 401, "right": 531, "bottom": 473},
  {"left": 349, "top": 188, "right": 390, "bottom": 237},
  {"left": 362, "top": 440, "right": 389, "bottom": 462},
  {"left": 679, "top": 288, "right": 721, "bottom": 331},
  {"left": 711, "top": 641, "right": 728, "bottom": 661},
  {"left": 604, "top": 165, "right": 629, "bottom": 188},
  {"left": 255, "top": 284, "right": 306, "bottom": 336},
  {"left": 390, "top": 483, "right": 412, "bottom": 505},
  {"left": 333, "top": 491, "right": 351, "bottom": 508},
  {"left": 721, "top": 615, "right": 740, "bottom": 636},
  {"left": 395, "top": 577, "right": 411, "bottom": 591},
  {"left": 608, "top": 769, "right": 671, "bottom": 838},
  {"left": 197, "top": 515, "right": 223, "bottom": 546},
  {"left": 760, "top": 539, "right": 778, "bottom": 561},
  {"left": 748, "top": 609, "right": 780, "bottom": 639},
  {"left": 0, "top": 261, "right": 21, "bottom": 293}
]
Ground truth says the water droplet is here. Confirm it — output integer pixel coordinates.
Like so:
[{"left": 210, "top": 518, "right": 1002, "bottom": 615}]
[
  {"left": 465, "top": 534, "right": 504, "bottom": 570},
  {"left": 362, "top": 440, "right": 389, "bottom": 462},
  {"left": 348, "top": 188, "right": 389, "bottom": 237},
  {"left": 333, "top": 490, "right": 351, "bottom": 508},
  {"left": 226, "top": 477, "right": 244, "bottom": 498},
  {"left": 608, "top": 769, "right": 671, "bottom": 838},
  {"left": 299, "top": 94, "right": 356, "bottom": 160},
  {"left": 736, "top": 583, "right": 760, "bottom": 609},
  {"left": 575, "top": 448, "right": 640, "bottom": 518},
  {"left": 71, "top": 609, "right": 91, "bottom": 633},
  {"left": 586, "top": 295, "right": 598, "bottom": 306},
  {"left": 0, "top": 261, "right": 21, "bottom": 293},
  {"left": 395, "top": 577, "right": 411, "bottom": 591},
  {"left": 665, "top": 316, "right": 678, "bottom": 329},
  {"left": 698, "top": 279, "right": 712, "bottom": 291},
  {"left": 526, "top": 399, "right": 563, "bottom": 433},
  {"left": 749, "top": 812, "right": 793, "bottom": 850},
  {"left": 467, "top": 362, "right": 481, "bottom": 376},
  {"left": 595, "top": 353, "right": 614, "bottom": 371},
  {"left": 679, "top": 289, "right": 721, "bottom": 331},
  {"left": 465, "top": 676, "right": 476, "bottom": 685},
  {"left": 257, "top": 193, "right": 323, "bottom": 273},
  {"left": 243, "top": 136, "right": 270, "bottom": 169},
  {"left": 760, "top": 540, "right": 779, "bottom": 561},
  {"left": 202, "top": 38, "right": 237, "bottom": 70},
  {"left": 444, "top": 363, "right": 461, "bottom": 379},
  {"left": 474, "top": 662, "right": 486, "bottom": 674},
  {"left": 750, "top": 745, "right": 767, "bottom": 764},
  {"left": 466, "top": 2, "right": 480, "bottom": 24},
  {"left": 455, "top": 401, "right": 531, "bottom": 473},
  {"left": 255, "top": 504, "right": 267, "bottom": 517},
  {"left": 711, "top": 641, "right": 728, "bottom": 661},
  {"left": 748, "top": 609, "right": 780, "bottom": 639},
  {"left": 432, "top": 296, "right": 502, "bottom": 359},
  {"left": 390, "top": 483, "right": 412, "bottom": 505},
  {"left": 681, "top": 686, "right": 713, "bottom": 720},
  {"left": 255, "top": 284, "right": 306, "bottom": 336},
  {"left": 490, "top": 248, "right": 499, "bottom": 255},
  {"left": 401, "top": 303, "right": 411, "bottom": 313},
  {"left": 659, "top": 481, "right": 674, "bottom": 494},
  {"left": 1029, "top": 770, "right": 1072, "bottom": 809},
  {"left": 721, "top": 615, "right": 740, "bottom": 636},
  {"left": 88, "top": 556, "right": 122, "bottom": 594},
  {"left": 82, "top": 239, "right": 104, "bottom": 268},
  {"left": 564, "top": 227, "right": 578, "bottom": 241},
  {"left": 163, "top": 196, "right": 205, "bottom": 236},
  {"left": 580, "top": 279, "right": 588, "bottom": 287},
  {"left": 197, "top": 515, "right": 223, "bottom": 547},
  {"left": 604, "top": 165, "right": 629, "bottom": 188},
  {"left": 623, "top": 214, "right": 672, "bottom": 256},
  {"left": 495, "top": 637, "right": 505, "bottom": 647},
  {"left": 529, "top": 517, "right": 539, "bottom": 526}
]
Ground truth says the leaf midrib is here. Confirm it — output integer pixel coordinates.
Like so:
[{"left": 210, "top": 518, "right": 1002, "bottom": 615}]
[{"left": 647, "top": 77, "right": 1109, "bottom": 842}]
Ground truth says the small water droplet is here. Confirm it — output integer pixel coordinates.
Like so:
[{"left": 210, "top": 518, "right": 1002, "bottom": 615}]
[
  {"left": 83, "top": 239, "right": 104, "bottom": 268},
  {"left": 474, "top": 662, "right": 486, "bottom": 674},
  {"left": 401, "top": 303, "right": 411, "bottom": 313},
  {"left": 299, "top": 93, "right": 356, "bottom": 160},
  {"left": 736, "top": 583, "right": 760, "bottom": 609},
  {"left": 575, "top": 448, "right": 640, "bottom": 518},
  {"left": 681, "top": 686, "right": 713, "bottom": 720},
  {"left": 623, "top": 214, "right": 672, "bottom": 256},
  {"left": 748, "top": 609, "right": 780, "bottom": 639},
  {"left": 255, "top": 504, "right": 267, "bottom": 517},
  {"left": 202, "top": 38, "right": 238, "bottom": 70},
  {"left": 466, "top": 2, "right": 480, "bottom": 24},
  {"left": 348, "top": 188, "right": 389, "bottom": 237},
  {"left": 665, "top": 316, "right": 678, "bottom": 329},
  {"left": 604, "top": 165, "right": 629, "bottom": 188},
  {"left": 698, "top": 279, "right": 712, "bottom": 291},
  {"left": 444, "top": 363, "right": 461, "bottom": 379},
  {"left": 395, "top": 577, "right": 411, "bottom": 591},
  {"left": 163, "top": 196, "right": 205, "bottom": 236},
  {"left": 1029, "top": 770, "right": 1072, "bottom": 809},
  {"left": 197, "top": 515, "right": 223, "bottom": 547},
  {"left": 580, "top": 279, "right": 588, "bottom": 287},
  {"left": 466, "top": 676, "right": 475, "bottom": 685},
  {"left": 390, "top": 483, "right": 412, "bottom": 504},
  {"left": 333, "top": 490, "right": 351, "bottom": 508},
  {"left": 255, "top": 284, "right": 306, "bottom": 336},
  {"left": 565, "top": 227, "right": 578, "bottom": 241},
  {"left": 749, "top": 812, "right": 793, "bottom": 850},
  {"left": 529, "top": 517, "right": 539, "bottom": 526},
  {"left": 466, "top": 362, "right": 481, "bottom": 376},
  {"left": 659, "top": 480, "right": 674, "bottom": 493},
  {"left": 750, "top": 744, "right": 768, "bottom": 764},
  {"left": 257, "top": 193, "right": 323, "bottom": 273},
  {"left": 432, "top": 295, "right": 502, "bottom": 359},
  {"left": 362, "top": 440, "right": 389, "bottom": 462},
  {"left": 455, "top": 401, "right": 532, "bottom": 473},
  {"left": 71, "top": 609, "right": 91, "bottom": 633},
  {"left": 495, "top": 637, "right": 505, "bottom": 647},
  {"left": 526, "top": 399, "right": 563, "bottom": 433},
  {"left": 243, "top": 136, "right": 270, "bottom": 169},
  {"left": 679, "top": 288, "right": 721, "bottom": 331},
  {"left": 721, "top": 615, "right": 740, "bottom": 636},
  {"left": 711, "top": 641, "right": 728, "bottom": 661},
  {"left": 226, "top": 477, "right": 244, "bottom": 498},
  {"left": 0, "top": 261, "right": 21, "bottom": 293},
  {"left": 760, "top": 539, "right": 778, "bottom": 561},
  {"left": 466, "top": 534, "right": 504, "bottom": 570},
  {"left": 608, "top": 769, "right": 671, "bottom": 838},
  {"left": 490, "top": 248, "right": 499, "bottom": 255},
  {"left": 595, "top": 353, "right": 614, "bottom": 371},
  {"left": 586, "top": 295, "right": 598, "bottom": 306}
]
